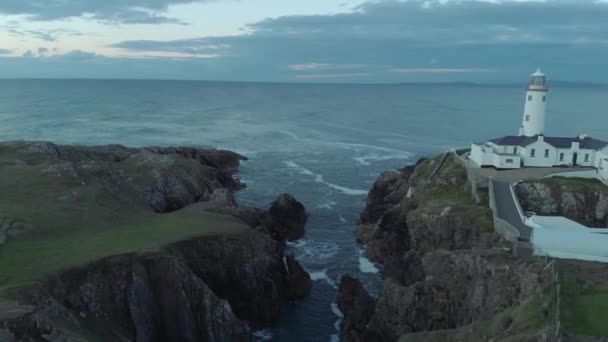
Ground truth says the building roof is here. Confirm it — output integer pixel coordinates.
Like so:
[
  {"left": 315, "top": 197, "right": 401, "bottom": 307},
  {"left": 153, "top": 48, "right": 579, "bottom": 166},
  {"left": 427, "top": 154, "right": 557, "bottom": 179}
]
[
  {"left": 490, "top": 135, "right": 608, "bottom": 150},
  {"left": 490, "top": 136, "right": 537, "bottom": 147}
]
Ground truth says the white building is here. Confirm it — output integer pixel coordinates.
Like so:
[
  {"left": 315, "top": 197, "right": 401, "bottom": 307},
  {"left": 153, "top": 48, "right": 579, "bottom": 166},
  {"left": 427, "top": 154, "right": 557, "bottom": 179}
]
[{"left": 470, "top": 69, "right": 608, "bottom": 181}]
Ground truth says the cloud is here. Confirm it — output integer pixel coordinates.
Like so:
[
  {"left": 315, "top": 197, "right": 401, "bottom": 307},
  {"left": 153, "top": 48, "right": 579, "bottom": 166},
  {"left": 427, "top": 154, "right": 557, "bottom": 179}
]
[
  {"left": 390, "top": 68, "right": 498, "bottom": 73},
  {"left": 294, "top": 73, "right": 369, "bottom": 79},
  {"left": 0, "top": 0, "right": 215, "bottom": 24},
  {"left": 6, "top": 0, "right": 608, "bottom": 82},
  {"left": 4, "top": 21, "right": 84, "bottom": 42},
  {"left": 287, "top": 63, "right": 368, "bottom": 71}
]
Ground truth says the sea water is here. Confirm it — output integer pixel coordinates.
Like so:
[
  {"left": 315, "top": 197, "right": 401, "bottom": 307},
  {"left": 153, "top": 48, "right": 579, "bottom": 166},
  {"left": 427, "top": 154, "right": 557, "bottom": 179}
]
[{"left": 1, "top": 79, "right": 607, "bottom": 341}]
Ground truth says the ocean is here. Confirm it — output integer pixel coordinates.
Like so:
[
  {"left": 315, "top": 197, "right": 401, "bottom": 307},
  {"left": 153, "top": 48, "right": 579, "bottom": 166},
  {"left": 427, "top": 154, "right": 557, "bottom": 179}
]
[{"left": 1, "top": 79, "right": 607, "bottom": 341}]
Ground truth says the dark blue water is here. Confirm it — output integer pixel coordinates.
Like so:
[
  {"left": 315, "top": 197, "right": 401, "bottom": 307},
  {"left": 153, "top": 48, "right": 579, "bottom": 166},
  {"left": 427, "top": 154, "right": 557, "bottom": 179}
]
[{"left": 1, "top": 79, "right": 607, "bottom": 341}]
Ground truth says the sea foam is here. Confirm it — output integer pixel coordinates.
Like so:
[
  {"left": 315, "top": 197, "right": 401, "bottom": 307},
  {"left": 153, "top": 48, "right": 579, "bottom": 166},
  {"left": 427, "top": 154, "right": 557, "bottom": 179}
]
[
  {"left": 330, "top": 302, "right": 344, "bottom": 342},
  {"left": 358, "top": 250, "right": 380, "bottom": 274},
  {"left": 284, "top": 161, "right": 368, "bottom": 196},
  {"left": 309, "top": 270, "right": 337, "bottom": 289}
]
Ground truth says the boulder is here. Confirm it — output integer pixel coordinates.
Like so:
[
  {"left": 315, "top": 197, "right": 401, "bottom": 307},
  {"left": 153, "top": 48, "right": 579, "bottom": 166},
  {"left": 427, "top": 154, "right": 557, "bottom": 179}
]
[
  {"left": 285, "top": 255, "right": 313, "bottom": 300},
  {"left": 337, "top": 275, "right": 377, "bottom": 342}
]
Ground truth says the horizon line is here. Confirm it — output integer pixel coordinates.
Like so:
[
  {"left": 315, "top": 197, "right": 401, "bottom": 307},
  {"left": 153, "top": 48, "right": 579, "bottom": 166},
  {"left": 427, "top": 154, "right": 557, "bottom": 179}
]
[{"left": 0, "top": 77, "right": 606, "bottom": 87}]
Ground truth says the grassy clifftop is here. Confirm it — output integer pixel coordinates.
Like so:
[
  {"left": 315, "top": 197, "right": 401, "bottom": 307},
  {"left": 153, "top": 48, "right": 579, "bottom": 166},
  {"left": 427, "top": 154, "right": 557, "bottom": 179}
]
[{"left": 0, "top": 141, "right": 248, "bottom": 292}]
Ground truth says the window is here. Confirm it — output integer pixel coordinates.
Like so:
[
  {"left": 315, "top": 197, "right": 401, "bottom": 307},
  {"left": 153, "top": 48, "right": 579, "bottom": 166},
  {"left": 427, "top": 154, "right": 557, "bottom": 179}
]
[
  {"left": 525, "top": 115, "right": 530, "bottom": 122},
  {"left": 559, "top": 153, "right": 564, "bottom": 161},
  {"left": 585, "top": 154, "right": 590, "bottom": 162},
  {"left": 545, "top": 149, "right": 549, "bottom": 158},
  {"left": 542, "top": 96, "right": 546, "bottom": 102},
  {"left": 531, "top": 149, "right": 536, "bottom": 157},
  {"left": 513, "top": 147, "right": 518, "bottom": 154},
  {"left": 528, "top": 95, "right": 532, "bottom": 101},
  {"left": 506, "top": 159, "right": 514, "bottom": 164}
]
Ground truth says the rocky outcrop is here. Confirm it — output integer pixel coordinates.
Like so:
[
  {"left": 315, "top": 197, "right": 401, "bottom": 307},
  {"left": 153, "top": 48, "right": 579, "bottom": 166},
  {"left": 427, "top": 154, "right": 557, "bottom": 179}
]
[
  {"left": 340, "top": 154, "right": 551, "bottom": 341},
  {"left": 285, "top": 255, "right": 313, "bottom": 300},
  {"left": 0, "top": 141, "right": 311, "bottom": 341},
  {"left": 367, "top": 251, "right": 549, "bottom": 340},
  {"left": 4, "top": 229, "right": 312, "bottom": 342},
  {"left": 223, "top": 193, "right": 308, "bottom": 243},
  {"left": 357, "top": 154, "right": 493, "bottom": 269},
  {"left": 337, "top": 275, "right": 377, "bottom": 342},
  {"left": 516, "top": 178, "right": 608, "bottom": 227}
]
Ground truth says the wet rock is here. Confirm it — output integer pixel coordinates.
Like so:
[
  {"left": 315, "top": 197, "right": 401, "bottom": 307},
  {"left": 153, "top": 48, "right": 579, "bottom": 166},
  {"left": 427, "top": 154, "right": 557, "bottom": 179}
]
[
  {"left": 516, "top": 178, "right": 608, "bottom": 227},
  {"left": 337, "top": 275, "right": 377, "bottom": 342},
  {"left": 285, "top": 255, "right": 313, "bottom": 300},
  {"left": 267, "top": 193, "right": 308, "bottom": 241}
]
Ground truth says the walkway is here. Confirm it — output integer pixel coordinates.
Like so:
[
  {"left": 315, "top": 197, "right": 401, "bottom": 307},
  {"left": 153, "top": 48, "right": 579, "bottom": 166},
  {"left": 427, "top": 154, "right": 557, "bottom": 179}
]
[{"left": 492, "top": 180, "right": 532, "bottom": 241}]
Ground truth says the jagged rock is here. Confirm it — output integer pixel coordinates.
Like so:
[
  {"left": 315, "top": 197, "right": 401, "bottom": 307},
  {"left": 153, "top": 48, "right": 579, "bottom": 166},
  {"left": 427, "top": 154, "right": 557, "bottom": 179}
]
[
  {"left": 337, "top": 275, "right": 377, "bottom": 342},
  {"left": 368, "top": 251, "right": 550, "bottom": 340},
  {"left": 516, "top": 178, "right": 608, "bottom": 227},
  {"left": 348, "top": 154, "right": 551, "bottom": 341},
  {"left": 166, "top": 231, "right": 291, "bottom": 325},
  {"left": 267, "top": 193, "right": 308, "bottom": 241},
  {"left": 0, "top": 141, "right": 311, "bottom": 341},
  {"left": 285, "top": 255, "right": 312, "bottom": 300}
]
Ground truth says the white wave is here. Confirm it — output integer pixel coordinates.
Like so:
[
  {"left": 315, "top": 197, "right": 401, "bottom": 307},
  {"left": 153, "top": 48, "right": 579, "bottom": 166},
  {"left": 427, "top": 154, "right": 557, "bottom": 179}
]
[
  {"left": 317, "top": 201, "right": 337, "bottom": 210},
  {"left": 339, "top": 216, "right": 347, "bottom": 223},
  {"left": 253, "top": 329, "right": 273, "bottom": 341},
  {"left": 353, "top": 153, "right": 412, "bottom": 166},
  {"left": 330, "top": 302, "right": 344, "bottom": 342},
  {"left": 309, "top": 270, "right": 337, "bottom": 289},
  {"left": 331, "top": 302, "right": 344, "bottom": 319},
  {"left": 296, "top": 241, "right": 339, "bottom": 263},
  {"left": 286, "top": 239, "right": 309, "bottom": 248},
  {"left": 284, "top": 161, "right": 368, "bottom": 196},
  {"left": 358, "top": 250, "right": 380, "bottom": 274},
  {"left": 277, "top": 130, "right": 301, "bottom": 140}
]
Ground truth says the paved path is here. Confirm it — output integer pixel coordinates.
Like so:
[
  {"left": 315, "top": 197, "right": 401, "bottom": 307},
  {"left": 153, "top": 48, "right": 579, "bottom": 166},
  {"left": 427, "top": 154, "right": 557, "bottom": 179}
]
[{"left": 492, "top": 180, "right": 532, "bottom": 240}]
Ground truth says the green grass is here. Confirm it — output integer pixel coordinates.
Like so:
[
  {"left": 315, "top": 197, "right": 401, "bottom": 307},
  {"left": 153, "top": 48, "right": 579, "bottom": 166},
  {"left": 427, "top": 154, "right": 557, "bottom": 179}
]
[
  {"left": 428, "top": 188, "right": 473, "bottom": 205},
  {"left": 0, "top": 206, "right": 247, "bottom": 290},
  {"left": 483, "top": 294, "right": 552, "bottom": 334},
  {"left": 0, "top": 143, "right": 248, "bottom": 295},
  {"left": 561, "top": 279, "right": 608, "bottom": 336}
]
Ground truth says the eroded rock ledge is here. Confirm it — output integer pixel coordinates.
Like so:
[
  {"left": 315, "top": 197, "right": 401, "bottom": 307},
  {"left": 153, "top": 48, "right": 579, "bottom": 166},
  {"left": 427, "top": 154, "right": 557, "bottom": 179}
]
[
  {"left": 0, "top": 141, "right": 311, "bottom": 341},
  {"left": 340, "top": 154, "right": 554, "bottom": 342}
]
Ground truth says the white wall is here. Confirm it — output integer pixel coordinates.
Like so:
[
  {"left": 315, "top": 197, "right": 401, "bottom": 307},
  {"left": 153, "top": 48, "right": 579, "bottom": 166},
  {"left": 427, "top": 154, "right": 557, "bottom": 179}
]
[
  {"left": 521, "top": 90, "right": 547, "bottom": 136},
  {"left": 530, "top": 220, "right": 608, "bottom": 263},
  {"left": 596, "top": 150, "right": 608, "bottom": 181},
  {"left": 522, "top": 140, "right": 556, "bottom": 167},
  {"left": 470, "top": 143, "right": 497, "bottom": 167},
  {"left": 492, "top": 153, "right": 521, "bottom": 169},
  {"left": 470, "top": 144, "right": 485, "bottom": 166}
]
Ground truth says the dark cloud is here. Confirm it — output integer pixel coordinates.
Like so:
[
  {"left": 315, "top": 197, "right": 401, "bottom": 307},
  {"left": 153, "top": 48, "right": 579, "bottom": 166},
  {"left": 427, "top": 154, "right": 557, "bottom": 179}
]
[
  {"left": 0, "top": 0, "right": 212, "bottom": 24},
  {"left": 6, "top": 1, "right": 608, "bottom": 82},
  {"left": 108, "top": 0, "right": 608, "bottom": 82},
  {"left": 4, "top": 21, "right": 84, "bottom": 42}
]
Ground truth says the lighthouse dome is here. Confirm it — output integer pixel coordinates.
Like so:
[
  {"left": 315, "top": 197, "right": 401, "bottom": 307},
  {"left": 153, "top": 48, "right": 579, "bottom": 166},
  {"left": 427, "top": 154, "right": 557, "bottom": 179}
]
[{"left": 531, "top": 68, "right": 545, "bottom": 77}]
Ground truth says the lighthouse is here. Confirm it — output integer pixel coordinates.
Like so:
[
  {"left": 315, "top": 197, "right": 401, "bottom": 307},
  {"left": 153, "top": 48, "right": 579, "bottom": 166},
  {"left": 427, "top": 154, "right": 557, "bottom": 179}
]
[{"left": 519, "top": 68, "right": 548, "bottom": 137}]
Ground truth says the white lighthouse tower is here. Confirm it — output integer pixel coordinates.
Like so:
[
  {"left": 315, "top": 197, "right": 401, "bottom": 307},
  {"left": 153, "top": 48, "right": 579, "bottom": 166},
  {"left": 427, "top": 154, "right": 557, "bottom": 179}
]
[{"left": 519, "top": 68, "right": 548, "bottom": 136}]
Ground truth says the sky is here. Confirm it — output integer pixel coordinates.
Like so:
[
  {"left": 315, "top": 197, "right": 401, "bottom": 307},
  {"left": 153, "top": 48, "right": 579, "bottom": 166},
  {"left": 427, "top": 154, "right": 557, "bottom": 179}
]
[{"left": 0, "top": 0, "right": 607, "bottom": 83}]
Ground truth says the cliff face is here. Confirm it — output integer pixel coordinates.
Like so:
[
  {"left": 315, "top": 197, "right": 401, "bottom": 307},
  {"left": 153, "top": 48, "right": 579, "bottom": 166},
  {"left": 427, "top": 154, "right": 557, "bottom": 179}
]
[
  {"left": 516, "top": 177, "right": 608, "bottom": 227},
  {"left": 7, "top": 229, "right": 308, "bottom": 342},
  {"left": 0, "top": 141, "right": 311, "bottom": 341},
  {"left": 340, "top": 154, "right": 553, "bottom": 342}
]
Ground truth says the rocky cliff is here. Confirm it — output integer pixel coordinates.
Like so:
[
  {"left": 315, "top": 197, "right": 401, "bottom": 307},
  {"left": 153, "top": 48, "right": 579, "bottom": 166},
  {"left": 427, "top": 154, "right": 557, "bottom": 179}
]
[
  {"left": 0, "top": 141, "right": 311, "bottom": 341},
  {"left": 516, "top": 177, "right": 608, "bottom": 227},
  {"left": 339, "top": 154, "right": 555, "bottom": 342}
]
